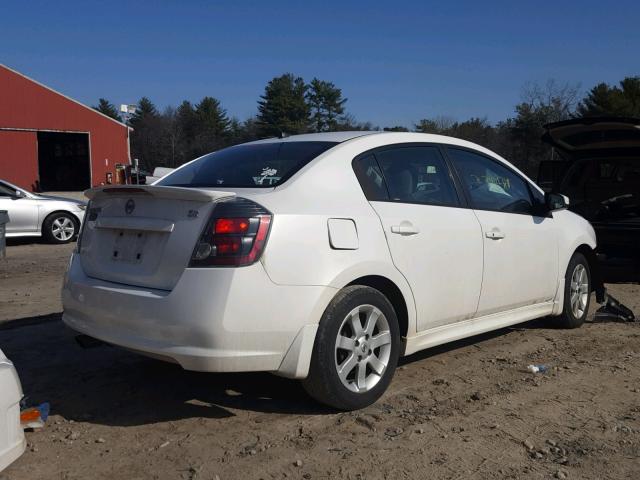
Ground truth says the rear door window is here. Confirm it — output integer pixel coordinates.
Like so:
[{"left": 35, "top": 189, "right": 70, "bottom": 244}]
[
  {"left": 374, "top": 146, "right": 459, "bottom": 206},
  {"left": 158, "top": 141, "right": 337, "bottom": 188}
]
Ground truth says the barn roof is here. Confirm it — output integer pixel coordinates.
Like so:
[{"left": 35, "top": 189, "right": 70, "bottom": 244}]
[{"left": 0, "top": 63, "right": 129, "bottom": 130}]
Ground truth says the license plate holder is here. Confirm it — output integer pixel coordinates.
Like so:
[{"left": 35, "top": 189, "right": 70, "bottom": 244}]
[{"left": 111, "top": 230, "right": 148, "bottom": 264}]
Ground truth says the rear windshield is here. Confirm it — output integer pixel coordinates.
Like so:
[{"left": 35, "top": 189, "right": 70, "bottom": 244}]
[{"left": 157, "top": 141, "right": 337, "bottom": 188}]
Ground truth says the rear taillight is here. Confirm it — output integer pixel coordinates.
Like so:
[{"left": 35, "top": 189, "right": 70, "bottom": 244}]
[{"left": 190, "top": 198, "right": 272, "bottom": 267}]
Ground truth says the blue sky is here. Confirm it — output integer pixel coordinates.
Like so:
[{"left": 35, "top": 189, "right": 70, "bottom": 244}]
[{"left": 1, "top": 1, "right": 638, "bottom": 127}]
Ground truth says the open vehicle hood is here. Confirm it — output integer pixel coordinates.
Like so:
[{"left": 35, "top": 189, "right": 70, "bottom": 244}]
[{"left": 542, "top": 117, "right": 640, "bottom": 160}]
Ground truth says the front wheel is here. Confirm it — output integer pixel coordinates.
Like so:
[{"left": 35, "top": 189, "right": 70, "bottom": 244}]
[
  {"left": 557, "top": 252, "right": 591, "bottom": 328},
  {"left": 303, "top": 286, "right": 401, "bottom": 410},
  {"left": 43, "top": 213, "right": 78, "bottom": 244}
]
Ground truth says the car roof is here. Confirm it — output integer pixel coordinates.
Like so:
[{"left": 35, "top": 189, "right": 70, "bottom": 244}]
[
  {"left": 247, "top": 131, "right": 384, "bottom": 144},
  {"left": 246, "top": 130, "right": 500, "bottom": 147},
  {"left": 245, "top": 131, "right": 509, "bottom": 159}
]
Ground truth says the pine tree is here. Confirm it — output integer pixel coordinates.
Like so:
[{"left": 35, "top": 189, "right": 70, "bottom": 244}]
[
  {"left": 176, "top": 101, "right": 197, "bottom": 139},
  {"left": 128, "top": 97, "right": 162, "bottom": 170},
  {"left": 228, "top": 117, "right": 261, "bottom": 144},
  {"left": 193, "top": 97, "right": 230, "bottom": 155},
  {"left": 174, "top": 101, "right": 198, "bottom": 161},
  {"left": 195, "top": 97, "right": 230, "bottom": 137},
  {"left": 257, "top": 74, "right": 310, "bottom": 137},
  {"left": 306, "top": 78, "right": 347, "bottom": 132},
  {"left": 578, "top": 77, "right": 640, "bottom": 117},
  {"left": 128, "top": 97, "right": 159, "bottom": 128},
  {"left": 92, "top": 98, "right": 121, "bottom": 121}
]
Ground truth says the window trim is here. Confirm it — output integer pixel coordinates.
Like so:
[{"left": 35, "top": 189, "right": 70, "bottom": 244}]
[
  {"left": 351, "top": 142, "right": 468, "bottom": 209},
  {"left": 443, "top": 145, "right": 550, "bottom": 218}
]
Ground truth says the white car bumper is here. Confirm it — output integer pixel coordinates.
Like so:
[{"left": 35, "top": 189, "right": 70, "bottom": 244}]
[
  {"left": 62, "top": 254, "right": 335, "bottom": 378},
  {"left": 0, "top": 354, "right": 25, "bottom": 473}
]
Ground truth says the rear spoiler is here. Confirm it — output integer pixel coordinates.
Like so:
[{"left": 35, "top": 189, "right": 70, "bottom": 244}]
[{"left": 84, "top": 185, "right": 235, "bottom": 203}]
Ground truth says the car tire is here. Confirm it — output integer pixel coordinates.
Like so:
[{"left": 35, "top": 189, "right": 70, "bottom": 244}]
[
  {"left": 42, "top": 212, "right": 78, "bottom": 244},
  {"left": 303, "top": 285, "right": 401, "bottom": 410},
  {"left": 557, "top": 252, "right": 591, "bottom": 328}
]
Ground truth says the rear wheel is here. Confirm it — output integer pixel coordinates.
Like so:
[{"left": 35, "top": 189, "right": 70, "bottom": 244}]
[
  {"left": 303, "top": 286, "right": 401, "bottom": 410},
  {"left": 43, "top": 213, "right": 78, "bottom": 244},
  {"left": 557, "top": 252, "right": 591, "bottom": 328}
]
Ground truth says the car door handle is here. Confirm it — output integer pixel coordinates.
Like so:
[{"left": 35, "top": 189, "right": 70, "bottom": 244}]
[
  {"left": 391, "top": 222, "right": 420, "bottom": 236},
  {"left": 485, "top": 229, "right": 505, "bottom": 240}
]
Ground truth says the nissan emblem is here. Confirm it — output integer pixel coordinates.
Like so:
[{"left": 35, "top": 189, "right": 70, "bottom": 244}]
[{"left": 125, "top": 198, "right": 135, "bottom": 215}]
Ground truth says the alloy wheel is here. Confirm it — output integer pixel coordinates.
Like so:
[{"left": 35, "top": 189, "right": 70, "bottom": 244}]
[
  {"left": 52, "top": 217, "right": 75, "bottom": 241},
  {"left": 334, "top": 304, "right": 392, "bottom": 393},
  {"left": 570, "top": 263, "right": 589, "bottom": 319}
]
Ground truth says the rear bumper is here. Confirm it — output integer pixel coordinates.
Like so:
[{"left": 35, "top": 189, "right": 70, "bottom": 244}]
[{"left": 62, "top": 254, "right": 335, "bottom": 377}]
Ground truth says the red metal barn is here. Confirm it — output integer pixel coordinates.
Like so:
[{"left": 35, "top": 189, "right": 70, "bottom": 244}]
[{"left": 0, "top": 64, "right": 130, "bottom": 192}]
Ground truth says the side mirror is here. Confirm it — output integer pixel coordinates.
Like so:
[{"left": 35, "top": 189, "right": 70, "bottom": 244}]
[
  {"left": 545, "top": 192, "right": 569, "bottom": 211},
  {"left": 13, "top": 190, "right": 24, "bottom": 198}
]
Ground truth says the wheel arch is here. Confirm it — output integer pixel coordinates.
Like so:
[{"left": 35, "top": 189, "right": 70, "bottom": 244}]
[
  {"left": 345, "top": 275, "right": 410, "bottom": 342},
  {"left": 275, "top": 273, "right": 413, "bottom": 380},
  {"left": 574, "top": 243, "right": 604, "bottom": 300},
  {"left": 553, "top": 241, "right": 600, "bottom": 316}
]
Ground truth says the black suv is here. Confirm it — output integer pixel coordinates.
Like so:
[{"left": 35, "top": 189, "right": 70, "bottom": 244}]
[{"left": 539, "top": 117, "right": 640, "bottom": 282}]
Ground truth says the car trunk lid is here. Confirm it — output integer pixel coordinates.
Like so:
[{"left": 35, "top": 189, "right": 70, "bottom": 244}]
[
  {"left": 80, "top": 185, "right": 235, "bottom": 290},
  {"left": 542, "top": 117, "right": 640, "bottom": 161}
]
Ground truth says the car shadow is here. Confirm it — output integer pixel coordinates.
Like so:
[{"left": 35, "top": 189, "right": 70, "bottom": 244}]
[
  {"left": 6, "top": 238, "right": 79, "bottom": 247},
  {"left": 0, "top": 316, "right": 333, "bottom": 427},
  {"left": 399, "top": 317, "right": 548, "bottom": 366},
  {"left": 0, "top": 315, "right": 560, "bottom": 427},
  {"left": 5, "top": 237, "right": 48, "bottom": 246}
]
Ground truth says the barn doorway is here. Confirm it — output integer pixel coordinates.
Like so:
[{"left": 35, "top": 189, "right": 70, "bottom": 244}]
[{"left": 37, "top": 132, "right": 90, "bottom": 191}]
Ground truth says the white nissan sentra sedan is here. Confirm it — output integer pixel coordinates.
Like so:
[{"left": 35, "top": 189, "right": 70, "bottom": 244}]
[{"left": 62, "top": 132, "right": 596, "bottom": 410}]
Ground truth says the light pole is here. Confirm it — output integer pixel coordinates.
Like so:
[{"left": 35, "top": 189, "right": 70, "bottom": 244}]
[{"left": 120, "top": 104, "right": 137, "bottom": 184}]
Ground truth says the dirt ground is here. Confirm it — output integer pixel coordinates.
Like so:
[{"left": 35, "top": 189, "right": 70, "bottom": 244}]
[
  {"left": 0, "top": 241, "right": 639, "bottom": 480},
  {"left": 0, "top": 240, "right": 74, "bottom": 323}
]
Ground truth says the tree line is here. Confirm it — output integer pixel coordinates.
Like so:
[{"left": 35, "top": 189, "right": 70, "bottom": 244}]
[{"left": 93, "top": 74, "right": 640, "bottom": 176}]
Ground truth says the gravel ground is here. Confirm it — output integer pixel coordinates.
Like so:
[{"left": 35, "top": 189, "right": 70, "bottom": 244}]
[{"left": 1, "top": 241, "right": 639, "bottom": 480}]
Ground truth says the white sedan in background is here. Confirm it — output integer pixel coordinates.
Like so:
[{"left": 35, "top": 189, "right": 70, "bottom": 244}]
[
  {"left": 0, "top": 349, "right": 25, "bottom": 472},
  {"left": 0, "top": 180, "right": 86, "bottom": 243},
  {"left": 63, "top": 132, "right": 596, "bottom": 410}
]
